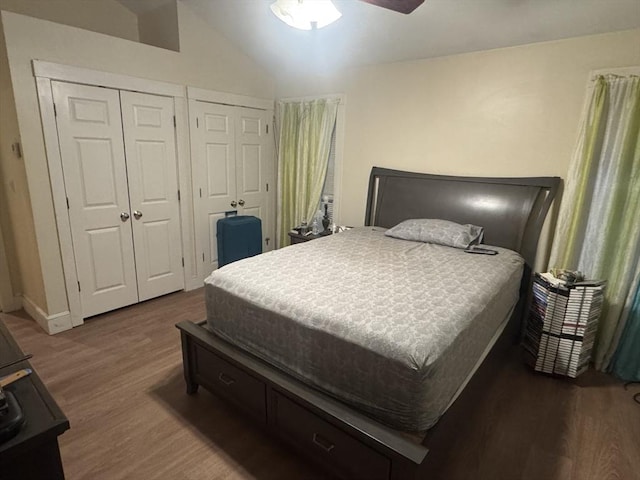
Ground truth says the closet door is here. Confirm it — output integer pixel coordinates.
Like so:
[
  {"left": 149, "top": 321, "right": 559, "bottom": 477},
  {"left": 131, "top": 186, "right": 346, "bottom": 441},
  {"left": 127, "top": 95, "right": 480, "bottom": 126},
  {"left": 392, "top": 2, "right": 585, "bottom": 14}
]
[
  {"left": 120, "top": 91, "right": 184, "bottom": 301},
  {"left": 192, "top": 102, "right": 238, "bottom": 275},
  {"left": 52, "top": 81, "right": 138, "bottom": 317},
  {"left": 192, "top": 101, "right": 274, "bottom": 277},
  {"left": 235, "top": 107, "right": 272, "bottom": 250}
]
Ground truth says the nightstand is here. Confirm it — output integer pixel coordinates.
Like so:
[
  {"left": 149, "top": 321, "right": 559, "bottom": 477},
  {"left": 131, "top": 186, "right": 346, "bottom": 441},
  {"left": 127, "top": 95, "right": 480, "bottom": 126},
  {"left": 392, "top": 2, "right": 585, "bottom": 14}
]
[{"left": 288, "top": 231, "right": 331, "bottom": 245}]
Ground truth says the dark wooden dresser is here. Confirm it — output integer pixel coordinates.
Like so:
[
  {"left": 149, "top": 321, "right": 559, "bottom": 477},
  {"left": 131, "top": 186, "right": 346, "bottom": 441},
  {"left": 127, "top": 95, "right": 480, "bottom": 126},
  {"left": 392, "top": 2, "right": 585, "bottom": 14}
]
[{"left": 0, "top": 320, "right": 69, "bottom": 480}]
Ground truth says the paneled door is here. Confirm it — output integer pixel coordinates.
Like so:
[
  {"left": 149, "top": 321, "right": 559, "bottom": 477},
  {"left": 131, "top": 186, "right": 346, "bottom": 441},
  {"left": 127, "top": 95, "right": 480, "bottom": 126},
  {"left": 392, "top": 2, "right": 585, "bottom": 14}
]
[
  {"left": 52, "top": 81, "right": 138, "bottom": 317},
  {"left": 120, "top": 91, "right": 184, "bottom": 301},
  {"left": 192, "top": 101, "right": 273, "bottom": 277},
  {"left": 193, "top": 102, "right": 236, "bottom": 275},
  {"left": 235, "top": 107, "right": 271, "bottom": 247},
  {"left": 53, "top": 82, "right": 184, "bottom": 318}
]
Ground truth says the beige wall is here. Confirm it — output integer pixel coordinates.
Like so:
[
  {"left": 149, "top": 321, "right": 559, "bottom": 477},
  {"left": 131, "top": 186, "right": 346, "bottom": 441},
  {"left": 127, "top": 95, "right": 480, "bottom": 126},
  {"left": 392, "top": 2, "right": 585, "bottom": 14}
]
[
  {"left": 0, "top": 17, "right": 44, "bottom": 308},
  {"left": 0, "top": 0, "right": 139, "bottom": 41},
  {"left": 0, "top": 212, "right": 18, "bottom": 311},
  {"left": 276, "top": 29, "right": 640, "bottom": 229},
  {"left": 0, "top": 3, "right": 274, "bottom": 317},
  {"left": 0, "top": 0, "right": 139, "bottom": 311},
  {"left": 138, "top": 1, "right": 179, "bottom": 52}
]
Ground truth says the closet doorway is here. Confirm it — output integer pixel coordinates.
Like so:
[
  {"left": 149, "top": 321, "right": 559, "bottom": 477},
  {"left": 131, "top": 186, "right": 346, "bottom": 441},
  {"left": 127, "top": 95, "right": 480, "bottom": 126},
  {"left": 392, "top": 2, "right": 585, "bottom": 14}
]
[
  {"left": 52, "top": 81, "right": 184, "bottom": 318},
  {"left": 188, "top": 90, "right": 275, "bottom": 279}
]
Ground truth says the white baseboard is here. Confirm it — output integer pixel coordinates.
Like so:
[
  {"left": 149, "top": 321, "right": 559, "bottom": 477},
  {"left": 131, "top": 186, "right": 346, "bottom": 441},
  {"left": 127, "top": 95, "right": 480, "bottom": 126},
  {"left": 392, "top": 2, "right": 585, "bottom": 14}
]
[{"left": 22, "top": 296, "right": 73, "bottom": 335}]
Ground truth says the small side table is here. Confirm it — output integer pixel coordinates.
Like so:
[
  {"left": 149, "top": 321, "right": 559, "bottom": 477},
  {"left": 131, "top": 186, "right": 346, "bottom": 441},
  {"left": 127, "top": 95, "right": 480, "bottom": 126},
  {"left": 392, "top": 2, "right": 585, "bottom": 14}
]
[{"left": 288, "top": 231, "right": 331, "bottom": 245}]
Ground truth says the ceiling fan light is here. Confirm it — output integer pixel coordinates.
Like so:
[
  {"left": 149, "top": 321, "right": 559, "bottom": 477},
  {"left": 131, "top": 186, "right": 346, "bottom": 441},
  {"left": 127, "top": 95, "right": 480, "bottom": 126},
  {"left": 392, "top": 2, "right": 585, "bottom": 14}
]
[{"left": 270, "top": 0, "right": 342, "bottom": 30}]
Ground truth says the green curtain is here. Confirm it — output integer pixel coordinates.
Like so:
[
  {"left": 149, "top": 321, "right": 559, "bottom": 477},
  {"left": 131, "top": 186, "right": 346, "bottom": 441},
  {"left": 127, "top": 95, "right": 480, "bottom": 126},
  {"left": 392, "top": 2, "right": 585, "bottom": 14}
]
[
  {"left": 276, "top": 98, "right": 339, "bottom": 247},
  {"left": 610, "top": 279, "right": 640, "bottom": 381},
  {"left": 549, "top": 74, "right": 640, "bottom": 371}
]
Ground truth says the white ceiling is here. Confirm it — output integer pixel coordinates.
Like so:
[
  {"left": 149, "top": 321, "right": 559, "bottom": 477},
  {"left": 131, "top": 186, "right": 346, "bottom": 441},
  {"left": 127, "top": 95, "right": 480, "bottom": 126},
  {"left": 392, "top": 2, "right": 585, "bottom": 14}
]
[{"left": 127, "top": 0, "right": 640, "bottom": 76}]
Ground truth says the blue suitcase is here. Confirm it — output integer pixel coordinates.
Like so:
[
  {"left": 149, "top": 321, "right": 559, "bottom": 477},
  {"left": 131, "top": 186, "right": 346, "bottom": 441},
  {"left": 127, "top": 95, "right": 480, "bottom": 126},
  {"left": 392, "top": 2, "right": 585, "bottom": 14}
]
[{"left": 216, "top": 216, "right": 262, "bottom": 267}]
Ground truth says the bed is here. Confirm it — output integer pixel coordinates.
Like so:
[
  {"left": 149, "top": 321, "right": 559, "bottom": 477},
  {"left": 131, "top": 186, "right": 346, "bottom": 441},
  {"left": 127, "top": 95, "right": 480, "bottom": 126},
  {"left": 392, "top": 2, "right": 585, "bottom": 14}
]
[{"left": 177, "top": 167, "right": 560, "bottom": 479}]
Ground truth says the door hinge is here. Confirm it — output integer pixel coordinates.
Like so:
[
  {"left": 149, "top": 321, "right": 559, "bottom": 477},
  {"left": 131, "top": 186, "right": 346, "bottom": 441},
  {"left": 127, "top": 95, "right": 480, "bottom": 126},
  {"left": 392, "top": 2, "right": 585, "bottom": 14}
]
[
  {"left": 199, "top": 188, "right": 202, "bottom": 198},
  {"left": 266, "top": 183, "right": 269, "bottom": 192},
  {"left": 202, "top": 253, "right": 205, "bottom": 262},
  {"left": 265, "top": 237, "right": 270, "bottom": 246},
  {"left": 53, "top": 103, "right": 57, "bottom": 117},
  {"left": 196, "top": 117, "right": 199, "bottom": 128},
  {"left": 182, "top": 257, "right": 184, "bottom": 267},
  {"left": 266, "top": 124, "right": 269, "bottom": 134},
  {"left": 177, "top": 190, "right": 181, "bottom": 201},
  {"left": 66, "top": 197, "right": 70, "bottom": 209},
  {"left": 77, "top": 281, "right": 81, "bottom": 292},
  {"left": 173, "top": 115, "right": 176, "bottom": 128}
]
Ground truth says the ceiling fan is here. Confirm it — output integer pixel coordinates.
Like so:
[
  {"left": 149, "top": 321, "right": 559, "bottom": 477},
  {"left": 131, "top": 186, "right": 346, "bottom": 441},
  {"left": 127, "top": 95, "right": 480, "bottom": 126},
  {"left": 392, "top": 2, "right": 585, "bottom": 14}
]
[
  {"left": 359, "top": 0, "right": 425, "bottom": 15},
  {"left": 270, "top": 0, "right": 425, "bottom": 31}
]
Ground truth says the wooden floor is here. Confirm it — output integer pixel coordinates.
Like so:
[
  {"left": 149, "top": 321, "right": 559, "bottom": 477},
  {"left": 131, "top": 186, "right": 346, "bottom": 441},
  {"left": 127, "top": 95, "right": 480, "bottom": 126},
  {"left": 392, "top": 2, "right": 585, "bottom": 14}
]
[{"left": 2, "top": 289, "right": 639, "bottom": 480}]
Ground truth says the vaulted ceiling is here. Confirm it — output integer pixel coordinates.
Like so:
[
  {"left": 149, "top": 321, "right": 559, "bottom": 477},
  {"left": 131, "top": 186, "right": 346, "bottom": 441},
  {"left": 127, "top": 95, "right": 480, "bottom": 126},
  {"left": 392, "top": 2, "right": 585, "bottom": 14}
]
[{"left": 121, "top": 0, "right": 640, "bottom": 75}]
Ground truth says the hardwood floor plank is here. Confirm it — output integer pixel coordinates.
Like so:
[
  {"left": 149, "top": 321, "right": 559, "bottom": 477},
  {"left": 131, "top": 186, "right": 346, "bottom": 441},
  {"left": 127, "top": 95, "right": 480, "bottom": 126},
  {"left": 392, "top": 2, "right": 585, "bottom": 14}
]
[{"left": 2, "top": 289, "right": 638, "bottom": 479}]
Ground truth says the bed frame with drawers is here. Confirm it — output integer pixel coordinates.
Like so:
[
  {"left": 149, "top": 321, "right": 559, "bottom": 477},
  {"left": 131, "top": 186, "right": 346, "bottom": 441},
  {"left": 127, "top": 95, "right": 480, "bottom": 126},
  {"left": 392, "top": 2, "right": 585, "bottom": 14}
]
[{"left": 177, "top": 167, "right": 560, "bottom": 479}]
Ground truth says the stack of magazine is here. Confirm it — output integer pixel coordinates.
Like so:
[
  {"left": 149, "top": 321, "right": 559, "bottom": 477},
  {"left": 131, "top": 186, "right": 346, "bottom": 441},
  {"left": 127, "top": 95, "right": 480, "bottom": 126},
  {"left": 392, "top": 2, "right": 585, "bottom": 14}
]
[{"left": 524, "top": 272, "right": 605, "bottom": 378}]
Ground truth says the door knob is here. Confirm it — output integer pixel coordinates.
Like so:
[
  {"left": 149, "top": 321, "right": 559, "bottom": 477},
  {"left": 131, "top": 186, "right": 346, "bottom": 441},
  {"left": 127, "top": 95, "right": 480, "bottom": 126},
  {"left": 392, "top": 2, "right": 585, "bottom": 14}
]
[
  {"left": 238, "top": 199, "right": 245, "bottom": 206},
  {"left": 230, "top": 200, "right": 237, "bottom": 208},
  {"left": 120, "top": 212, "right": 130, "bottom": 221},
  {"left": 133, "top": 210, "right": 143, "bottom": 219}
]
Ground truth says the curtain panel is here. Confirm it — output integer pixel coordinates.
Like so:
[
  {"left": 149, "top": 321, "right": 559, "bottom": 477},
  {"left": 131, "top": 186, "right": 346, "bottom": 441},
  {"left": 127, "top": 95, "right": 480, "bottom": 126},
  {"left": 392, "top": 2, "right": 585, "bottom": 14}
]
[
  {"left": 549, "top": 74, "right": 640, "bottom": 372},
  {"left": 276, "top": 98, "right": 339, "bottom": 248}
]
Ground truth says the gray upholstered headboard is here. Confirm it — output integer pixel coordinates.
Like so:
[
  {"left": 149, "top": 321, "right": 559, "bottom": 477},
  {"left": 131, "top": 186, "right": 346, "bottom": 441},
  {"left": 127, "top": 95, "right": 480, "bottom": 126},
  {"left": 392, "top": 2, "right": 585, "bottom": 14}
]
[{"left": 364, "top": 167, "right": 561, "bottom": 270}]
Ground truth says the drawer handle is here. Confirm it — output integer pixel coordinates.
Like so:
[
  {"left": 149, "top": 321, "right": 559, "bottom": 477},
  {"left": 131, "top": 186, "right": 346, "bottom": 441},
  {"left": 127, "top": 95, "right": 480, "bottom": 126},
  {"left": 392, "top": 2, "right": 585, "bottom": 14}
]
[
  {"left": 218, "top": 372, "right": 236, "bottom": 386},
  {"left": 312, "top": 433, "right": 335, "bottom": 453}
]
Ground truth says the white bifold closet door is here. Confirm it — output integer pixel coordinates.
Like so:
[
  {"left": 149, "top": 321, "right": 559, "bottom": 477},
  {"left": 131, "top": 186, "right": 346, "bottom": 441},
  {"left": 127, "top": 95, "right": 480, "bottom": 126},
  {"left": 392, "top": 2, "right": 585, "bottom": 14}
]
[
  {"left": 52, "top": 81, "right": 183, "bottom": 318},
  {"left": 120, "top": 91, "right": 183, "bottom": 302},
  {"left": 192, "top": 101, "right": 272, "bottom": 277}
]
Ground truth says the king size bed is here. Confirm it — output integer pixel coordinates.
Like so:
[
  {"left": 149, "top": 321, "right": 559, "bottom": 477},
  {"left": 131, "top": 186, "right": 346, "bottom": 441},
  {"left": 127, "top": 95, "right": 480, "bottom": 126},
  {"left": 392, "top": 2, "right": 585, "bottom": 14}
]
[{"left": 177, "top": 167, "right": 560, "bottom": 479}]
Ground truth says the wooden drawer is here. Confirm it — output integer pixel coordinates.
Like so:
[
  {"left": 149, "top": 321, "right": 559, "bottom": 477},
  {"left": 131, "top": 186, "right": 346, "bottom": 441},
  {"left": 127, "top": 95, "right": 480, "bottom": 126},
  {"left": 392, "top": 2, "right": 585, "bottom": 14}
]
[
  {"left": 273, "top": 392, "right": 391, "bottom": 480},
  {"left": 194, "top": 345, "right": 266, "bottom": 423}
]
